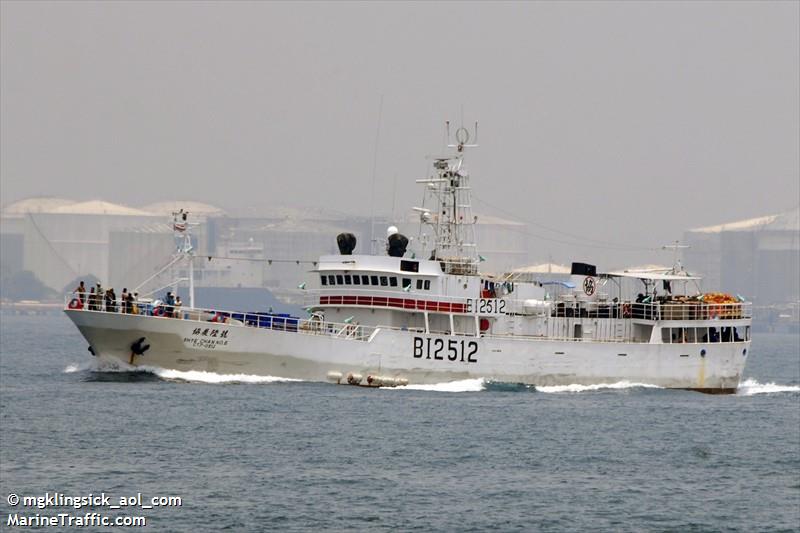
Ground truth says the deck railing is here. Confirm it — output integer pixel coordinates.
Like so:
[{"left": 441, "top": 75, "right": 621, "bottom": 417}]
[
  {"left": 307, "top": 289, "right": 752, "bottom": 321},
  {"left": 64, "top": 292, "right": 752, "bottom": 345},
  {"left": 551, "top": 301, "right": 751, "bottom": 321},
  {"left": 64, "top": 294, "right": 377, "bottom": 342}
]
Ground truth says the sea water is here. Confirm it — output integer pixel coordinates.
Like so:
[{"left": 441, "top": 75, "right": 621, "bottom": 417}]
[{"left": 1, "top": 314, "right": 798, "bottom": 531}]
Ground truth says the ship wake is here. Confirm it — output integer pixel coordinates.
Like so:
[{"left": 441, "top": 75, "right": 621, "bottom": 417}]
[
  {"left": 391, "top": 379, "right": 662, "bottom": 393},
  {"left": 396, "top": 378, "right": 487, "bottom": 392},
  {"left": 63, "top": 360, "right": 301, "bottom": 384},
  {"left": 534, "top": 381, "right": 663, "bottom": 393},
  {"left": 736, "top": 379, "right": 800, "bottom": 396}
]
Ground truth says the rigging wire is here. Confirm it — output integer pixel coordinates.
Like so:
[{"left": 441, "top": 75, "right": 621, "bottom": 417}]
[
  {"left": 204, "top": 256, "right": 319, "bottom": 265},
  {"left": 471, "top": 195, "right": 656, "bottom": 252},
  {"left": 26, "top": 213, "right": 80, "bottom": 280}
]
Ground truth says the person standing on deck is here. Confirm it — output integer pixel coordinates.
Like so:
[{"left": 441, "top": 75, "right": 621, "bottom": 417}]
[
  {"left": 87, "top": 287, "right": 96, "bottom": 310},
  {"left": 74, "top": 281, "right": 86, "bottom": 306},
  {"left": 96, "top": 282, "right": 103, "bottom": 311},
  {"left": 165, "top": 291, "right": 174, "bottom": 317}
]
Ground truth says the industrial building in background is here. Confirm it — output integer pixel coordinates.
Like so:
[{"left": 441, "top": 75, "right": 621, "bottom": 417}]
[
  {"left": 3, "top": 197, "right": 798, "bottom": 323},
  {"left": 1, "top": 197, "right": 532, "bottom": 310},
  {"left": 683, "top": 207, "right": 799, "bottom": 330},
  {"left": 683, "top": 207, "right": 799, "bottom": 304}
]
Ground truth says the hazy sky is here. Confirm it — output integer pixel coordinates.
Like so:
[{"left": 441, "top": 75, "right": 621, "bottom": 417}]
[{"left": 2, "top": 1, "right": 798, "bottom": 266}]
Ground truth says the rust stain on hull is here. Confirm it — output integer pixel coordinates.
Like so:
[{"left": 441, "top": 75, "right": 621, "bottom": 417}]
[{"left": 685, "top": 387, "right": 737, "bottom": 395}]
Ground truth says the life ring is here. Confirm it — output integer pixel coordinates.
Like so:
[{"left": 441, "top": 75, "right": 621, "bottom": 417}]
[
  {"left": 622, "top": 303, "right": 631, "bottom": 318},
  {"left": 68, "top": 298, "right": 83, "bottom": 310}
]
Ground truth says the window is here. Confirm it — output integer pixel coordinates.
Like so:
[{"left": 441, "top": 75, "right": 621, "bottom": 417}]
[
  {"left": 336, "top": 275, "right": 344, "bottom": 285},
  {"left": 424, "top": 280, "right": 431, "bottom": 290},
  {"left": 344, "top": 275, "right": 352, "bottom": 284},
  {"left": 400, "top": 260, "right": 419, "bottom": 272},
  {"left": 416, "top": 279, "right": 423, "bottom": 290},
  {"left": 321, "top": 276, "right": 328, "bottom": 286},
  {"left": 362, "top": 275, "right": 369, "bottom": 285},
  {"left": 353, "top": 276, "right": 361, "bottom": 285},
  {"left": 328, "top": 275, "right": 335, "bottom": 286},
  {"left": 380, "top": 276, "right": 388, "bottom": 286},
  {"left": 402, "top": 278, "right": 412, "bottom": 290},
  {"left": 389, "top": 277, "right": 398, "bottom": 287},
  {"left": 371, "top": 275, "right": 379, "bottom": 285}
]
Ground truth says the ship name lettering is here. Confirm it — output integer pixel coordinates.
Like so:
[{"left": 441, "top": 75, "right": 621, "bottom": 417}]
[{"left": 413, "top": 336, "right": 478, "bottom": 363}]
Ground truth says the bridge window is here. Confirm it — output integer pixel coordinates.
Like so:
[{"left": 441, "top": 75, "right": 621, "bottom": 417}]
[
  {"left": 402, "top": 278, "right": 412, "bottom": 290},
  {"left": 380, "top": 276, "right": 388, "bottom": 286},
  {"left": 361, "top": 275, "right": 369, "bottom": 285},
  {"left": 424, "top": 280, "right": 431, "bottom": 290},
  {"left": 353, "top": 275, "right": 361, "bottom": 285},
  {"left": 416, "top": 279, "right": 423, "bottom": 290},
  {"left": 344, "top": 275, "right": 352, "bottom": 284},
  {"left": 370, "top": 275, "right": 379, "bottom": 285},
  {"left": 400, "top": 260, "right": 419, "bottom": 273},
  {"left": 321, "top": 275, "right": 328, "bottom": 286},
  {"left": 328, "top": 275, "right": 335, "bottom": 285},
  {"left": 389, "top": 277, "right": 398, "bottom": 287},
  {"left": 336, "top": 275, "right": 344, "bottom": 285}
]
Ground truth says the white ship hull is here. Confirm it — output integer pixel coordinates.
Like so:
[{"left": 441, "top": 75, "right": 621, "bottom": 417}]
[{"left": 66, "top": 310, "right": 750, "bottom": 392}]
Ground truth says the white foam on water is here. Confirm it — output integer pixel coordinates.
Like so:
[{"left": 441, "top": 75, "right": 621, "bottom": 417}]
[
  {"left": 63, "top": 359, "right": 126, "bottom": 373},
  {"left": 63, "top": 359, "right": 300, "bottom": 384},
  {"left": 736, "top": 379, "right": 800, "bottom": 396},
  {"left": 396, "top": 378, "right": 487, "bottom": 392},
  {"left": 138, "top": 366, "right": 301, "bottom": 384},
  {"left": 535, "top": 381, "right": 663, "bottom": 393},
  {"left": 63, "top": 363, "right": 83, "bottom": 373}
]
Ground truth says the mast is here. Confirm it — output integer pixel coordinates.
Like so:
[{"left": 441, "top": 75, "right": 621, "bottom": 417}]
[
  {"left": 415, "top": 121, "right": 480, "bottom": 275},
  {"left": 172, "top": 209, "right": 196, "bottom": 308},
  {"left": 662, "top": 240, "right": 690, "bottom": 276}
]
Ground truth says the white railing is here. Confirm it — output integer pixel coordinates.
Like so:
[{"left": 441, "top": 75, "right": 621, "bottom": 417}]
[
  {"left": 64, "top": 294, "right": 376, "bottom": 342},
  {"left": 549, "top": 301, "right": 751, "bottom": 321},
  {"left": 308, "top": 289, "right": 752, "bottom": 321},
  {"left": 65, "top": 291, "right": 752, "bottom": 346}
]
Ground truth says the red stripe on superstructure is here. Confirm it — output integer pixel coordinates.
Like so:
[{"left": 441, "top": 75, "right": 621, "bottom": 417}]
[{"left": 317, "top": 294, "right": 470, "bottom": 314}]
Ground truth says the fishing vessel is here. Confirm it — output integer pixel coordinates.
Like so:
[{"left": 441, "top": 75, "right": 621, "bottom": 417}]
[{"left": 64, "top": 124, "right": 752, "bottom": 392}]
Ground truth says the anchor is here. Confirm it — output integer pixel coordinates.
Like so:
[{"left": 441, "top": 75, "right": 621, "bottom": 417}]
[{"left": 129, "top": 336, "right": 150, "bottom": 365}]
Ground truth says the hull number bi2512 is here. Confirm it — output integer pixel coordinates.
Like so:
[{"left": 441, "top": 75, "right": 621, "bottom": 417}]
[
  {"left": 413, "top": 336, "right": 478, "bottom": 363},
  {"left": 465, "top": 298, "right": 506, "bottom": 315}
]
